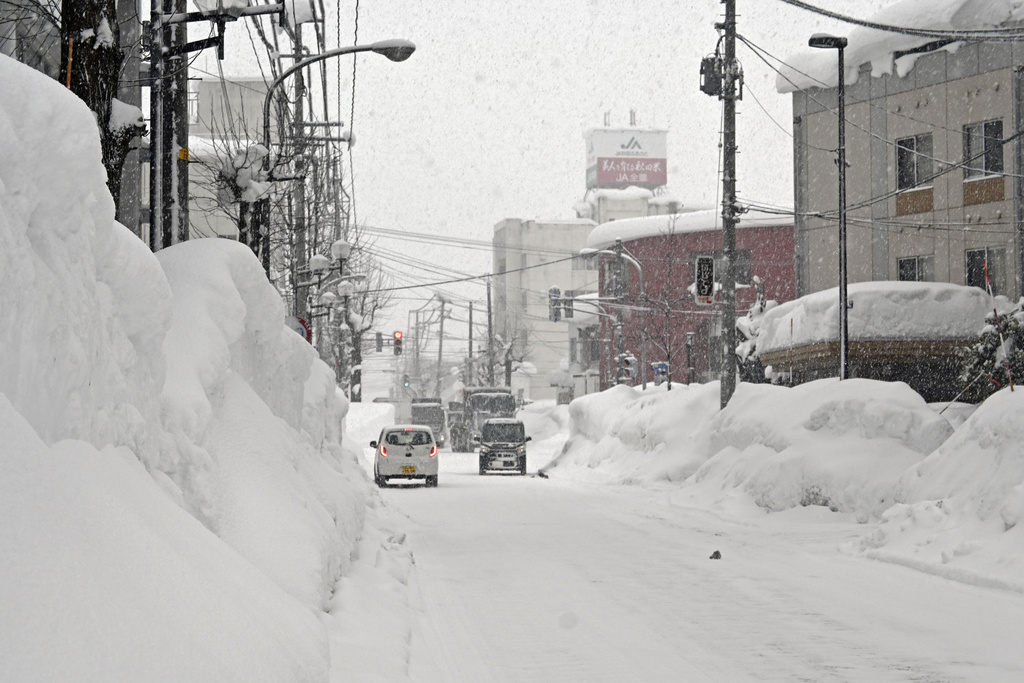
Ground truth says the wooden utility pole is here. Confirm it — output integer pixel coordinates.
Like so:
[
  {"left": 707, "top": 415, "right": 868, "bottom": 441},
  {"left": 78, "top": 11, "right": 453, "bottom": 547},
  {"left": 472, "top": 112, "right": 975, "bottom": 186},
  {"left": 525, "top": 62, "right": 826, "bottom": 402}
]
[
  {"left": 719, "top": 0, "right": 740, "bottom": 409},
  {"left": 436, "top": 298, "right": 446, "bottom": 396},
  {"left": 487, "top": 280, "right": 495, "bottom": 385},
  {"left": 292, "top": 25, "right": 309, "bottom": 321},
  {"left": 467, "top": 301, "right": 474, "bottom": 385}
]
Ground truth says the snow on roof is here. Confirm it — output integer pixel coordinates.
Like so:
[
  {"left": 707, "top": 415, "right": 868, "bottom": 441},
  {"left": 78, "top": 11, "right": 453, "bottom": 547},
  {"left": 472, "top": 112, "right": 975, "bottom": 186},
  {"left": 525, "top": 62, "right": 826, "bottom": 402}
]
[
  {"left": 586, "top": 186, "right": 655, "bottom": 202},
  {"left": 581, "top": 186, "right": 684, "bottom": 207},
  {"left": 757, "top": 281, "right": 1009, "bottom": 354},
  {"left": 776, "top": 0, "right": 1024, "bottom": 94},
  {"left": 568, "top": 292, "right": 604, "bottom": 327},
  {"left": 585, "top": 208, "right": 793, "bottom": 251}
]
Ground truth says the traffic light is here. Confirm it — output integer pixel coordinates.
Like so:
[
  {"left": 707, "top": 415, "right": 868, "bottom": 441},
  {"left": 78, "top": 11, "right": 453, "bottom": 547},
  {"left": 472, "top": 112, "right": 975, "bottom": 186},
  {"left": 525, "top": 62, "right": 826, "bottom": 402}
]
[
  {"left": 403, "top": 374, "right": 410, "bottom": 387},
  {"left": 375, "top": 331, "right": 383, "bottom": 352},
  {"left": 695, "top": 255, "right": 715, "bottom": 302},
  {"left": 393, "top": 330, "right": 403, "bottom": 355},
  {"left": 548, "top": 286, "right": 561, "bottom": 322}
]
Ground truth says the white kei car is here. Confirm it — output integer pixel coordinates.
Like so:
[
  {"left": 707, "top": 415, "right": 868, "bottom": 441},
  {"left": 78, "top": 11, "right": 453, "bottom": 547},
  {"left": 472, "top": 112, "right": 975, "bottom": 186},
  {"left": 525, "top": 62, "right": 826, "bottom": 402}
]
[{"left": 371, "top": 425, "right": 439, "bottom": 488}]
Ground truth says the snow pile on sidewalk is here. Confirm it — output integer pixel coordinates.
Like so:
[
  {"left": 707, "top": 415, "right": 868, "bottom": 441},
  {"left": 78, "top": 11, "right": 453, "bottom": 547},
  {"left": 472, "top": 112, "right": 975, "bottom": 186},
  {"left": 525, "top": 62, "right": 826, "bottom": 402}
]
[
  {"left": 0, "top": 54, "right": 368, "bottom": 680},
  {"left": 546, "top": 374, "right": 1024, "bottom": 588},
  {"left": 857, "top": 387, "right": 1024, "bottom": 591},
  {"left": 544, "top": 379, "right": 951, "bottom": 520},
  {"left": 544, "top": 383, "right": 721, "bottom": 484}
]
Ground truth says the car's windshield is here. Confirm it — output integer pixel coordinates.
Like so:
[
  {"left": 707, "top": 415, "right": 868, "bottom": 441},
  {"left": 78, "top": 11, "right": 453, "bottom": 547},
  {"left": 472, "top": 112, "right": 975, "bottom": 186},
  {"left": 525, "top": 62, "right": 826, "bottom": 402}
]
[
  {"left": 385, "top": 430, "right": 432, "bottom": 446},
  {"left": 468, "top": 393, "right": 516, "bottom": 414},
  {"left": 411, "top": 405, "right": 444, "bottom": 422},
  {"left": 481, "top": 422, "right": 525, "bottom": 442}
]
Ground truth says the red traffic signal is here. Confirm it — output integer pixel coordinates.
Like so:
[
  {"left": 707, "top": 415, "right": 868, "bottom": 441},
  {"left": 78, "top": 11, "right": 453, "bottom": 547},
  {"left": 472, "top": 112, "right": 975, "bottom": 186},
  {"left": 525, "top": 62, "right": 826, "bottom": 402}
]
[{"left": 393, "top": 330, "right": 403, "bottom": 355}]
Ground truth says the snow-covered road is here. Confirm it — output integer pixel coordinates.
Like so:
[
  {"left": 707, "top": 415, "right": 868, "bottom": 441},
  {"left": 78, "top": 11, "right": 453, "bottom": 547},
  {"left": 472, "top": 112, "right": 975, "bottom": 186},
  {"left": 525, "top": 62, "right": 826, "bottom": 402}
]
[{"left": 361, "top": 442, "right": 1024, "bottom": 682}]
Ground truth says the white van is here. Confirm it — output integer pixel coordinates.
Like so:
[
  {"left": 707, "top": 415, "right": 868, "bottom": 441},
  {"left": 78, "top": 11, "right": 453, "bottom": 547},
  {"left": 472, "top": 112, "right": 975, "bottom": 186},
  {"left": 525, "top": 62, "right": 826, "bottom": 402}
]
[{"left": 371, "top": 425, "right": 439, "bottom": 487}]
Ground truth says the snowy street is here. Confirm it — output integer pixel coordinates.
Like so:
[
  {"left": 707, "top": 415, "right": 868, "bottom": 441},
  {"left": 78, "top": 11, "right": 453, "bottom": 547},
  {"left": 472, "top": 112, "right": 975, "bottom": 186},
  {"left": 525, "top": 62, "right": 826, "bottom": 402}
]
[{"left": 363, "top": 441, "right": 1024, "bottom": 682}]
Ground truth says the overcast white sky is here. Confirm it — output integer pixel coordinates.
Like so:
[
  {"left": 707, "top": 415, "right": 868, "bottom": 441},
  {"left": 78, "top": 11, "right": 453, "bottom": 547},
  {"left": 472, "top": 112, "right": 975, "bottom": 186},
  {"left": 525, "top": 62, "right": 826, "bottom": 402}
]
[
  {"left": 325, "top": 1, "right": 889, "bottom": 337},
  {"left": 204, "top": 1, "right": 889, "bottom": 347}
]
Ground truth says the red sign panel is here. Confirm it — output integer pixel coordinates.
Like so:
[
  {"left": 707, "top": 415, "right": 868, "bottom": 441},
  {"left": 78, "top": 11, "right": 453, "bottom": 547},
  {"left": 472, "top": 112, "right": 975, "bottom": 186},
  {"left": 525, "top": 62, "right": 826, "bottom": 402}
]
[{"left": 594, "top": 157, "right": 667, "bottom": 189}]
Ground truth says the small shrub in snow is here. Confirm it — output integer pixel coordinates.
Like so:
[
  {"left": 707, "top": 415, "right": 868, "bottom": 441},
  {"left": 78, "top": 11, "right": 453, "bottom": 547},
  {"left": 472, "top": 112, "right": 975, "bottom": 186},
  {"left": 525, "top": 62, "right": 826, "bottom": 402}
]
[{"left": 957, "top": 300, "right": 1024, "bottom": 403}]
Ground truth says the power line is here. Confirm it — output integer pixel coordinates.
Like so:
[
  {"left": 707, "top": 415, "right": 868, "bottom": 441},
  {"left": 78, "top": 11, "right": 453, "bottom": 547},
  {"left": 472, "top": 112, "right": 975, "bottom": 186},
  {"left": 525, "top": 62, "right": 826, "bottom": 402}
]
[
  {"left": 774, "top": 0, "right": 1024, "bottom": 41},
  {"left": 361, "top": 254, "right": 577, "bottom": 294}
]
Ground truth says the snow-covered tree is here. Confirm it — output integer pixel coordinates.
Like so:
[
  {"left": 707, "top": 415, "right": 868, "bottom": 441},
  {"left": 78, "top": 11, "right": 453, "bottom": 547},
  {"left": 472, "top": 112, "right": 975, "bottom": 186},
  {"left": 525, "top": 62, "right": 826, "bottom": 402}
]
[
  {"left": 957, "top": 300, "right": 1024, "bottom": 403},
  {"left": 59, "top": 0, "right": 145, "bottom": 209},
  {"left": 735, "top": 276, "right": 775, "bottom": 384}
]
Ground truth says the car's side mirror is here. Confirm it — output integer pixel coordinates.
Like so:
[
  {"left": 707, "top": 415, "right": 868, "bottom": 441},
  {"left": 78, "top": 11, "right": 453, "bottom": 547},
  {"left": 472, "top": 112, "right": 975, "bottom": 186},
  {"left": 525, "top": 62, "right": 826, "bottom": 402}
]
[
  {"left": 525, "top": 436, "right": 532, "bottom": 442},
  {"left": 369, "top": 441, "right": 377, "bottom": 448},
  {"left": 472, "top": 435, "right": 481, "bottom": 443}
]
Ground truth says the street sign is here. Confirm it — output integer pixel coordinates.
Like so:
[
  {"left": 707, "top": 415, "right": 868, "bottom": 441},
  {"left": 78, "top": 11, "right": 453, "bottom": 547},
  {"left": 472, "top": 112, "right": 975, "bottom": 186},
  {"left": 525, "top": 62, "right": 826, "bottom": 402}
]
[
  {"left": 286, "top": 316, "right": 312, "bottom": 343},
  {"left": 695, "top": 255, "right": 715, "bottom": 306}
]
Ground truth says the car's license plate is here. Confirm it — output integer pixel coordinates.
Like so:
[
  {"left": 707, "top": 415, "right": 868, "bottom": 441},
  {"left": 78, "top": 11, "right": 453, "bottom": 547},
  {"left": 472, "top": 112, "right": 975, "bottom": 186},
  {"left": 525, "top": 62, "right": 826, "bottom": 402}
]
[{"left": 401, "top": 466, "right": 416, "bottom": 474}]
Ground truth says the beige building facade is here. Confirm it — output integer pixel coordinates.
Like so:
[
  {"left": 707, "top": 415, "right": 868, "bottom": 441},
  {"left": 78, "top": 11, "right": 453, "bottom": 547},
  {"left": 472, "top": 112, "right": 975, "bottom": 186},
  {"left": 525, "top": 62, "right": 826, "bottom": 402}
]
[
  {"left": 791, "top": 39, "right": 1024, "bottom": 299},
  {"left": 492, "top": 219, "right": 598, "bottom": 401}
]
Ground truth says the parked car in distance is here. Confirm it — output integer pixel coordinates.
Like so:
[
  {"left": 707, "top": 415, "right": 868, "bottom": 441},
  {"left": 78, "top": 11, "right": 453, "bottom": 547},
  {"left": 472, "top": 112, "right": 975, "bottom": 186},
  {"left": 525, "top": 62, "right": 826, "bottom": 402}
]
[
  {"left": 371, "top": 425, "right": 439, "bottom": 487},
  {"left": 475, "top": 418, "right": 530, "bottom": 475}
]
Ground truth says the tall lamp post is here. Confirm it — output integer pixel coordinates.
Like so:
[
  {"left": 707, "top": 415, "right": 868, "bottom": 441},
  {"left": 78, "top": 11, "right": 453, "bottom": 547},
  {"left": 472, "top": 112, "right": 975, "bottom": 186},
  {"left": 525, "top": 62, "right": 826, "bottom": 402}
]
[
  {"left": 255, "top": 39, "right": 416, "bottom": 276},
  {"left": 808, "top": 33, "right": 849, "bottom": 380},
  {"left": 580, "top": 242, "right": 648, "bottom": 389}
]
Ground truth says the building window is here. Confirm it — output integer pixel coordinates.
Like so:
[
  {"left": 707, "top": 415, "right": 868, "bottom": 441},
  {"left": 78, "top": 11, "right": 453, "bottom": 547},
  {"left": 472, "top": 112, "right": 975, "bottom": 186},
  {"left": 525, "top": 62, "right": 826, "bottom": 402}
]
[
  {"left": 497, "top": 257, "right": 506, "bottom": 274},
  {"left": 897, "top": 255, "right": 934, "bottom": 282},
  {"left": 896, "top": 133, "right": 933, "bottom": 190},
  {"left": 966, "top": 247, "right": 1006, "bottom": 295},
  {"left": 964, "top": 120, "right": 1003, "bottom": 178},
  {"left": 187, "top": 88, "right": 200, "bottom": 125}
]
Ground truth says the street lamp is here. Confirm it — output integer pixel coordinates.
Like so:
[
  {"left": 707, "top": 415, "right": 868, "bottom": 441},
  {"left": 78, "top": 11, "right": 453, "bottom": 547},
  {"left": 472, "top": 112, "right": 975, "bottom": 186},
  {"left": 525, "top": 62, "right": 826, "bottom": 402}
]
[
  {"left": 580, "top": 242, "right": 648, "bottom": 389},
  {"left": 808, "top": 33, "right": 849, "bottom": 380},
  {"left": 255, "top": 39, "right": 416, "bottom": 276}
]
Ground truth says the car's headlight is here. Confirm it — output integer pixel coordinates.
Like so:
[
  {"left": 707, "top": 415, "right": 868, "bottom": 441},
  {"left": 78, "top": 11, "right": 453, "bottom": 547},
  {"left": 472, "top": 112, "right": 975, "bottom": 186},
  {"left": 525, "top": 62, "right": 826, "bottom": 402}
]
[{"left": 480, "top": 446, "right": 490, "bottom": 454}]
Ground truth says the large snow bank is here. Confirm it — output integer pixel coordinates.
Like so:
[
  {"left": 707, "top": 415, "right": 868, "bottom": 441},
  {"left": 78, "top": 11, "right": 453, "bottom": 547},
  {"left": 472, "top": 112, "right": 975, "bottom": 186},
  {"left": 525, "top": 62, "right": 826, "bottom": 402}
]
[
  {"left": 0, "top": 397, "right": 327, "bottom": 681},
  {"left": 545, "top": 379, "right": 951, "bottom": 519},
  {"left": 543, "top": 383, "right": 721, "bottom": 485},
  {"left": 0, "top": 54, "right": 367, "bottom": 679},
  {"left": 757, "top": 281, "right": 1003, "bottom": 354},
  {"left": 777, "top": 0, "right": 1024, "bottom": 93},
  {"left": 858, "top": 387, "right": 1024, "bottom": 591}
]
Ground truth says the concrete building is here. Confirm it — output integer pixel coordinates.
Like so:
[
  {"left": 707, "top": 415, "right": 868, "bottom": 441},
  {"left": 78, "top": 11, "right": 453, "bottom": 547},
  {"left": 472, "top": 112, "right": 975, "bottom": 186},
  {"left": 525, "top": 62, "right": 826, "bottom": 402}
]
[
  {"left": 785, "top": 34, "right": 1024, "bottom": 300},
  {"left": 492, "top": 218, "right": 597, "bottom": 401}
]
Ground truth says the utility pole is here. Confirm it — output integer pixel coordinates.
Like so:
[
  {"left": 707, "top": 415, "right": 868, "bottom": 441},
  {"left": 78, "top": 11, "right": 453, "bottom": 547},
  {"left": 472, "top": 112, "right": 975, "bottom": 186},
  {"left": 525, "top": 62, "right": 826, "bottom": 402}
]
[
  {"left": 487, "top": 280, "right": 495, "bottom": 385},
  {"left": 613, "top": 240, "right": 626, "bottom": 384},
  {"left": 147, "top": 2, "right": 284, "bottom": 252},
  {"left": 719, "top": 0, "right": 740, "bottom": 409},
  {"left": 436, "top": 298, "right": 446, "bottom": 396},
  {"left": 292, "top": 26, "right": 309, "bottom": 322},
  {"left": 414, "top": 309, "right": 422, "bottom": 390},
  {"left": 467, "top": 301, "right": 474, "bottom": 385}
]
